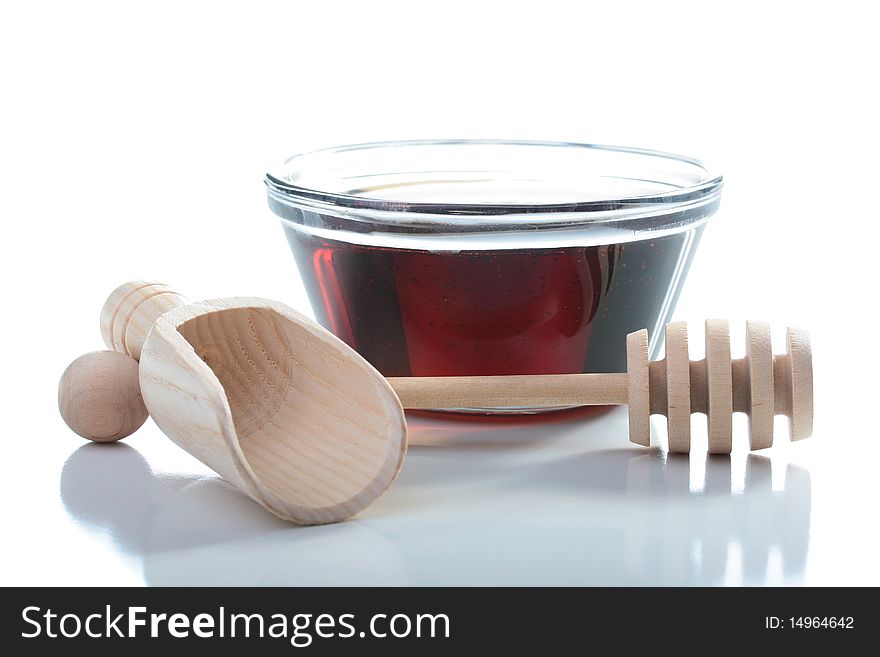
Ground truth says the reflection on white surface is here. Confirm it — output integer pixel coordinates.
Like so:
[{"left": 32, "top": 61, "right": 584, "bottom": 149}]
[
  {"left": 59, "top": 410, "right": 811, "bottom": 586},
  {"left": 60, "top": 444, "right": 407, "bottom": 586}
]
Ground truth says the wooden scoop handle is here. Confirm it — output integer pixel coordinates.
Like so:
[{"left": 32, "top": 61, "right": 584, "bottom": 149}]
[{"left": 101, "top": 281, "right": 190, "bottom": 360}]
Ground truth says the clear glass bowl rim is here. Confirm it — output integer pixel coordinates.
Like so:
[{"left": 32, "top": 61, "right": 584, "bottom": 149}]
[{"left": 264, "top": 139, "right": 723, "bottom": 225}]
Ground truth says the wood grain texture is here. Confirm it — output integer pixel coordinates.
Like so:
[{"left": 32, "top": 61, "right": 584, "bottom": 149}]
[
  {"left": 665, "top": 321, "right": 691, "bottom": 453},
  {"left": 58, "top": 350, "right": 148, "bottom": 442},
  {"left": 782, "top": 327, "right": 814, "bottom": 441},
  {"left": 626, "top": 329, "right": 651, "bottom": 446},
  {"left": 705, "top": 319, "right": 733, "bottom": 454},
  {"left": 388, "top": 373, "right": 628, "bottom": 410},
  {"left": 101, "top": 281, "right": 190, "bottom": 361},
  {"left": 139, "top": 297, "right": 407, "bottom": 525},
  {"left": 745, "top": 320, "right": 774, "bottom": 450}
]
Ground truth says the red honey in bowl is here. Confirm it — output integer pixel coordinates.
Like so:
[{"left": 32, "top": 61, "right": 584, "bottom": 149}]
[{"left": 286, "top": 229, "right": 700, "bottom": 378}]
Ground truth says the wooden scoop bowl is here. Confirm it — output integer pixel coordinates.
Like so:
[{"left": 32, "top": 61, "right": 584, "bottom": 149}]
[
  {"left": 99, "top": 281, "right": 813, "bottom": 525},
  {"left": 101, "top": 282, "right": 406, "bottom": 525}
]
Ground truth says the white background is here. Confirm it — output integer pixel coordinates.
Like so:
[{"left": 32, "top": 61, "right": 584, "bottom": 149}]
[{"left": 1, "top": 0, "right": 877, "bottom": 585}]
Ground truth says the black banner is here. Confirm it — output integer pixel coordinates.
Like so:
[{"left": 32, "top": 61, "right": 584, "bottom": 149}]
[{"left": 2, "top": 587, "right": 868, "bottom": 653}]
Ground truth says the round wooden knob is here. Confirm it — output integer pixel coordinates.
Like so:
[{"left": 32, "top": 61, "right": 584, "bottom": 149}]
[{"left": 58, "top": 351, "right": 148, "bottom": 442}]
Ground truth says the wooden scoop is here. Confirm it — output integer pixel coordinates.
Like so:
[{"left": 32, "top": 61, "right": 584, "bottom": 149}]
[
  {"left": 100, "top": 281, "right": 813, "bottom": 524},
  {"left": 101, "top": 282, "right": 406, "bottom": 525}
]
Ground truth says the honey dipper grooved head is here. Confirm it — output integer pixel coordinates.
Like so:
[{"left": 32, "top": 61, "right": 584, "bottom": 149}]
[{"left": 626, "top": 321, "right": 814, "bottom": 453}]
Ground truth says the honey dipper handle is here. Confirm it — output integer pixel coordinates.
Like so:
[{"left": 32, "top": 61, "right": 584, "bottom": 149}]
[
  {"left": 100, "top": 281, "right": 190, "bottom": 361},
  {"left": 387, "top": 373, "right": 630, "bottom": 409}
]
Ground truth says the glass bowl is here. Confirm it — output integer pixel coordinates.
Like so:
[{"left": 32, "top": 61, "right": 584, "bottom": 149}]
[{"left": 265, "top": 139, "right": 722, "bottom": 412}]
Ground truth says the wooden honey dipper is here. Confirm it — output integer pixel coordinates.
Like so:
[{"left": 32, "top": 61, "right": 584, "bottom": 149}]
[
  {"left": 61, "top": 281, "right": 813, "bottom": 525},
  {"left": 390, "top": 320, "right": 813, "bottom": 454}
]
